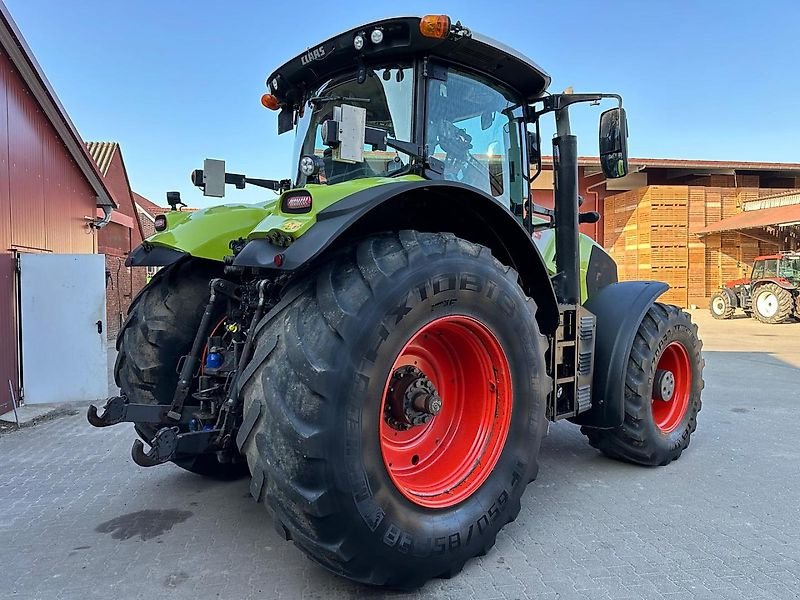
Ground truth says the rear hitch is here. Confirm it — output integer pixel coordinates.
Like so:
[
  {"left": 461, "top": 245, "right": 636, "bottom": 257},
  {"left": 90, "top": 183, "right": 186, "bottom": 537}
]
[
  {"left": 131, "top": 427, "right": 220, "bottom": 467},
  {"left": 87, "top": 395, "right": 195, "bottom": 428}
]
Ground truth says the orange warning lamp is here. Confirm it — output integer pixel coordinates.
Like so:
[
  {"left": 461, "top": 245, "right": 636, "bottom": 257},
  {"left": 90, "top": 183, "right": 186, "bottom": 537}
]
[
  {"left": 260, "top": 93, "right": 280, "bottom": 110},
  {"left": 419, "top": 15, "right": 451, "bottom": 39}
]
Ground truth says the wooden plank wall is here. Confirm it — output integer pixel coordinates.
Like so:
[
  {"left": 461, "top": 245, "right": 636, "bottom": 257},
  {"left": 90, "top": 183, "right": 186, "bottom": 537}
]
[{"left": 604, "top": 184, "right": 782, "bottom": 308}]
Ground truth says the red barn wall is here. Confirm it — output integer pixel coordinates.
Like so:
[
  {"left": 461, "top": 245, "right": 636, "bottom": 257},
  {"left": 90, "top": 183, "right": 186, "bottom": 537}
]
[
  {"left": 0, "top": 48, "right": 98, "bottom": 412},
  {"left": 96, "top": 150, "right": 146, "bottom": 340}
]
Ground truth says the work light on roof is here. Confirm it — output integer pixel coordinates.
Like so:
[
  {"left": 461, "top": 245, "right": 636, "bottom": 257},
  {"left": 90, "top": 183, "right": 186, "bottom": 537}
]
[
  {"left": 370, "top": 29, "right": 384, "bottom": 44},
  {"left": 353, "top": 34, "right": 365, "bottom": 50}
]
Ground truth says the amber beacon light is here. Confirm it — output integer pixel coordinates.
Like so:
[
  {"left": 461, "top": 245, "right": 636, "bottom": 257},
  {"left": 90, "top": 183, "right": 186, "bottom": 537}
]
[
  {"left": 419, "top": 15, "right": 451, "bottom": 39},
  {"left": 260, "top": 93, "right": 280, "bottom": 110}
]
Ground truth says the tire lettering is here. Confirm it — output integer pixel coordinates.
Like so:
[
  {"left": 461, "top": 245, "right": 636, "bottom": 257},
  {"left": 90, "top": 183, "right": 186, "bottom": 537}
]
[
  {"left": 431, "top": 298, "right": 457, "bottom": 311},
  {"left": 432, "top": 275, "right": 456, "bottom": 295},
  {"left": 416, "top": 282, "right": 428, "bottom": 302},
  {"left": 433, "top": 536, "right": 446, "bottom": 555},
  {"left": 488, "top": 502, "right": 499, "bottom": 522},
  {"left": 383, "top": 524, "right": 400, "bottom": 547},
  {"left": 476, "top": 514, "right": 489, "bottom": 534},
  {"left": 485, "top": 279, "right": 497, "bottom": 300},
  {"left": 460, "top": 272, "right": 483, "bottom": 293},
  {"left": 448, "top": 533, "right": 461, "bottom": 551},
  {"left": 398, "top": 532, "right": 413, "bottom": 554}
]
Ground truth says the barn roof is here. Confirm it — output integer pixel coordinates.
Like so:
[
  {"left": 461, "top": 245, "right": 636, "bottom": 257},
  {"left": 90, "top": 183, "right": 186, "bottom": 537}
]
[
  {"left": 85, "top": 141, "right": 118, "bottom": 177},
  {"left": 0, "top": 2, "right": 115, "bottom": 208}
]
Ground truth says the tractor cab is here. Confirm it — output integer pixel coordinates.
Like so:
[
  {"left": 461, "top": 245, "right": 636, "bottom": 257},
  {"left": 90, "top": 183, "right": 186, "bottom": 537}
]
[
  {"left": 750, "top": 252, "right": 800, "bottom": 286},
  {"left": 257, "top": 16, "right": 627, "bottom": 219}
]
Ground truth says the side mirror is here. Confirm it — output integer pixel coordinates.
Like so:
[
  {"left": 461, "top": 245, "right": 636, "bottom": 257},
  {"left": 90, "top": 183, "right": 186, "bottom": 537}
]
[
  {"left": 527, "top": 129, "right": 541, "bottom": 163},
  {"left": 191, "top": 158, "right": 226, "bottom": 198},
  {"left": 599, "top": 107, "right": 629, "bottom": 179}
]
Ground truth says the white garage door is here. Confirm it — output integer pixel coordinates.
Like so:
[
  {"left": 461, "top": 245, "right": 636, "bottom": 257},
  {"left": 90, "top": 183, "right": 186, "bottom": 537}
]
[{"left": 19, "top": 253, "right": 107, "bottom": 404}]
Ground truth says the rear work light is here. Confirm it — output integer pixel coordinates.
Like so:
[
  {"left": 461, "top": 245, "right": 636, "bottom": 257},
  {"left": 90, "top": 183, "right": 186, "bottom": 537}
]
[
  {"left": 154, "top": 214, "right": 167, "bottom": 231},
  {"left": 419, "top": 15, "right": 451, "bottom": 39},
  {"left": 282, "top": 193, "right": 312, "bottom": 214}
]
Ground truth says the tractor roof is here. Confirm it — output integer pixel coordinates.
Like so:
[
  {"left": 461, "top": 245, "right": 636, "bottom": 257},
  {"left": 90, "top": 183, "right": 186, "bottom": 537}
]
[{"left": 266, "top": 16, "right": 551, "bottom": 107}]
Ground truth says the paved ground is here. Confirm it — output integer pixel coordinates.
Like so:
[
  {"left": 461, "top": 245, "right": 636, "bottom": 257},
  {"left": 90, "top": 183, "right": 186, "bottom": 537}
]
[{"left": 2, "top": 311, "right": 799, "bottom": 600}]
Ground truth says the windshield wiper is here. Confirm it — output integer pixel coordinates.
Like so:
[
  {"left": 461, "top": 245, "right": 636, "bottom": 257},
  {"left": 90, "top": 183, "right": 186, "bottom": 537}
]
[{"left": 309, "top": 95, "right": 371, "bottom": 107}]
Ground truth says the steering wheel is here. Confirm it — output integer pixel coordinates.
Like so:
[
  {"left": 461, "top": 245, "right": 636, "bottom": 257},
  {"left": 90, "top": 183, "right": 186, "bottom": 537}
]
[{"left": 434, "top": 121, "right": 504, "bottom": 195}]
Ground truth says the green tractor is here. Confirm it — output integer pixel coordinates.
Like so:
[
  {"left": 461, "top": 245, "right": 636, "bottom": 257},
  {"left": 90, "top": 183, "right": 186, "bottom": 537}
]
[{"left": 89, "top": 15, "right": 704, "bottom": 588}]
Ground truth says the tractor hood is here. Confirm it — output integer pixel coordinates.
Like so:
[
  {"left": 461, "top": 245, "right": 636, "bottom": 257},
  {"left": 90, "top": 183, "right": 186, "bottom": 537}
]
[
  {"left": 266, "top": 16, "right": 551, "bottom": 110},
  {"left": 130, "top": 177, "right": 423, "bottom": 265}
]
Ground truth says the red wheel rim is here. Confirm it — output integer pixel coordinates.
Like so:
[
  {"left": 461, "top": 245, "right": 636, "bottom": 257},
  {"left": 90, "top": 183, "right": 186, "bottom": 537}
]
[
  {"left": 651, "top": 341, "right": 692, "bottom": 433},
  {"left": 379, "top": 315, "right": 512, "bottom": 509}
]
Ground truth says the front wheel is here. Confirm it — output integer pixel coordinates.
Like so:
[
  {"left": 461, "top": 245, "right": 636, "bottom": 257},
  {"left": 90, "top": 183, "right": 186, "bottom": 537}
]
[
  {"left": 238, "top": 232, "right": 550, "bottom": 587},
  {"left": 582, "top": 303, "right": 704, "bottom": 466},
  {"left": 709, "top": 290, "right": 734, "bottom": 320}
]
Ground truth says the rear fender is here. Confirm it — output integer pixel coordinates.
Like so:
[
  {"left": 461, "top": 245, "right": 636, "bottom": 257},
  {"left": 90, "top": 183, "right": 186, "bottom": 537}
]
[
  {"left": 572, "top": 280, "right": 669, "bottom": 429},
  {"left": 234, "top": 180, "right": 560, "bottom": 333}
]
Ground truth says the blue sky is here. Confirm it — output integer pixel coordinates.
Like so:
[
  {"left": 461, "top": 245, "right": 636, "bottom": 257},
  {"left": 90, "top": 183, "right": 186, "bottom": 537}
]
[{"left": 6, "top": 0, "right": 800, "bottom": 207}]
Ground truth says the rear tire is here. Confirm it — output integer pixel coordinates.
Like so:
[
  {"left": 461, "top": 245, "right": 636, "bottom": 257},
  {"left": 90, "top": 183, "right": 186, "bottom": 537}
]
[
  {"left": 752, "top": 283, "right": 793, "bottom": 324},
  {"left": 709, "top": 290, "right": 735, "bottom": 320},
  {"left": 115, "top": 260, "right": 247, "bottom": 479},
  {"left": 238, "top": 231, "right": 550, "bottom": 587},
  {"left": 581, "top": 303, "right": 704, "bottom": 466}
]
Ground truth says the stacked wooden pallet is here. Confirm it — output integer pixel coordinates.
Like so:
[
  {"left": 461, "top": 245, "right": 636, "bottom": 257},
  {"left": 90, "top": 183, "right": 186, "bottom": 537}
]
[{"left": 603, "top": 184, "right": 782, "bottom": 308}]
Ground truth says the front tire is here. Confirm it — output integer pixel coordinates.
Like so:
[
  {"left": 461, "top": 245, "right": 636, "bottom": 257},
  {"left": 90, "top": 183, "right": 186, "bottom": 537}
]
[
  {"left": 752, "top": 283, "right": 793, "bottom": 324},
  {"left": 238, "top": 232, "right": 550, "bottom": 587},
  {"left": 582, "top": 303, "right": 704, "bottom": 466},
  {"left": 709, "top": 290, "right": 734, "bottom": 320}
]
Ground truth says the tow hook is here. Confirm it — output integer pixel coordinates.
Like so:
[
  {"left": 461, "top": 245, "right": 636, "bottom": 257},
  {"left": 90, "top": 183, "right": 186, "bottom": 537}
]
[
  {"left": 87, "top": 395, "right": 194, "bottom": 428},
  {"left": 130, "top": 426, "right": 221, "bottom": 468}
]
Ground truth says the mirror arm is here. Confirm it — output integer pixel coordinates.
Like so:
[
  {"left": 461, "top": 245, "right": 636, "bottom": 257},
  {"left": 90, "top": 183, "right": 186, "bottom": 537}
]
[
  {"left": 531, "top": 92, "right": 622, "bottom": 119},
  {"left": 191, "top": 169, "right": 290, "bottom": 194}
]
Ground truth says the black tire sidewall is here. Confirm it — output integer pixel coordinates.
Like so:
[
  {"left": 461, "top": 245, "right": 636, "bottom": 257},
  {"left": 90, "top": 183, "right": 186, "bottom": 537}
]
[{"left": 328, "top": 255, "right": 547, "bottom": 575}]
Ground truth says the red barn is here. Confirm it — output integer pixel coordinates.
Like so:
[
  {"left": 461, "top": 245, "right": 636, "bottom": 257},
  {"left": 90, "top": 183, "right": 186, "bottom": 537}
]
[
  {"left": 0, "top": 3, "right": 116, "bottom": 413},
  {"left": 86, "top": 141, "right": 147, "bottom": 340}
]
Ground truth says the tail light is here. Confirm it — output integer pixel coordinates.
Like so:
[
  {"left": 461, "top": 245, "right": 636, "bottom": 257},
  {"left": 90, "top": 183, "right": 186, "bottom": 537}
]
[{"left": 282, "top": 192, "right": 313, "bottom": 214}]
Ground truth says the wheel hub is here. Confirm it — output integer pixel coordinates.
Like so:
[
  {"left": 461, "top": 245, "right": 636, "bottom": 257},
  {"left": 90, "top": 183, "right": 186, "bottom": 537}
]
[
  {"left": 384, "top": 365, "right": 443, "bottom": 431},
  {"left": 757, "top": 292, "right": 778, "bottom": 317},
  {"left": 653, "top": 369, "right": 675, "bottom": 402}
]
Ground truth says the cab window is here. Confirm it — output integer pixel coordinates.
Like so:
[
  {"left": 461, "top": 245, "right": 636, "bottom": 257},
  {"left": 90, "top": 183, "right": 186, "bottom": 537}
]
[
  {"left": 425, "top": 68, "right": 525, "bottom": 209},
  {"left": 762, "top": 259, "right": 778, "bottom": 278}
]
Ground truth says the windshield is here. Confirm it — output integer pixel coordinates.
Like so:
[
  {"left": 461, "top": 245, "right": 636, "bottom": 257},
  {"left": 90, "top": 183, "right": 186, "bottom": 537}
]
[{"left": 292, "top": 66, "right": 414, "bottom": 186}]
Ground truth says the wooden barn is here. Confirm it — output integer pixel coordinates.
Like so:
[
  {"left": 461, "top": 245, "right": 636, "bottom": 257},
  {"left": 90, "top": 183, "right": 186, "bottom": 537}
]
[{"left": 535, "top": 158, "right": 800, "bottom": 307}]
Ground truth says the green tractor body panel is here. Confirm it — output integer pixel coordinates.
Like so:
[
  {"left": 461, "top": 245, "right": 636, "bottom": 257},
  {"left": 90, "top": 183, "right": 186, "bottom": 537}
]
[
  {"left": 532, "top": 228, "right": 611, "bottom": 303},
  {"left": 145, "top": 202, "right": 276, "bottom": 262},
  {"left": 141, "top": 175, "right": 613, "bottom": 305},
  {"left": 142, "top": 176, "right": 423, "bottom": 262},
  {"left": 248, "top": 175, "right": 423, "bottom": 241}
]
